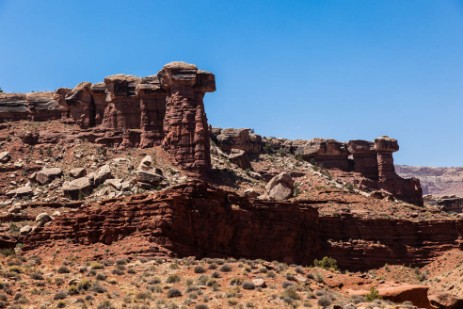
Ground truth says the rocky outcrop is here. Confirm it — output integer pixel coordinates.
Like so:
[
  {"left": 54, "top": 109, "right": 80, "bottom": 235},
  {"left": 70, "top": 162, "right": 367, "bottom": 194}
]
[
  {"left": 425, "top": 195, "right": 463, "bottom": 213},
  {"left": 0, "top": 91, "right": 67, "bottom": 122},
  {"left": 25, "top": 181, "right": 320, "bottom": 264},
  {"left": 212, "top": 128, "right": 263, "bottom": 155},
  {"left": 264, "top": 136, "right": 423, "bottom": 205},
  {"left": 318, "top": 214, "right": 463, "bottom": 270},
  {"left": 1, "top": 62, "right": 215, "bottom": 175},
  {"left": 297, "top": 138, "right": 351, "bottom": 170},
  {"left": 347, "top": 140, "right": 378, "bottom": 179},
  {"left": 374, "top": 137, "right": 423, "bottom": 206}
]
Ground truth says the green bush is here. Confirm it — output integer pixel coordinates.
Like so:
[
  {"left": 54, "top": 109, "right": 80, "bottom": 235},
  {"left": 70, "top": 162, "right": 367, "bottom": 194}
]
[
  {"left": 365, "top": 286, "right": 381, "bottom": 301},
  {"left": 313, "top": 256, "right": 338, "bottom": 271}
]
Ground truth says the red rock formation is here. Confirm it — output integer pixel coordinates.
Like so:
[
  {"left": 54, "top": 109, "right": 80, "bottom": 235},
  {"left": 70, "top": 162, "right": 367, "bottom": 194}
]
[
  {"left": 212, "top": 128, "right": 263, "bottom": 155},
  {"left": 24, "top": 181, "right": 320, "bottom": 264},
  {"left": 347, "top": 140, "right": 378, "bottom": 180},
  {"left": 374, "top": 136, "right": 423, "bottom": 206},
  {"left": 299, "top": 138, "right": 351, "bottom": 170},
  {"left": 0, "top": 91, "right": 65, "bottom": 122},
  {"left": 65, "top": 82, "right": 95, "bottom": 128},
  {"left": 136, "top": 76, "right": 166, "bottom": 148},
  {"left": 159, "top": 62, "right": 215, "bottom": 171},
  {"left": 319, "top": 214, "right": 463, "bottom": 270},
  {"left": 103, "top": 74, "right": 141, "bottom": 131}
]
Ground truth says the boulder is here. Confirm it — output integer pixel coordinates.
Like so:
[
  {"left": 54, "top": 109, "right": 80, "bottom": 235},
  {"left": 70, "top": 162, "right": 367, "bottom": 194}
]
[
  {"left": 6, "top": 185, "right": 33, "bottom": 197},
  {"left": 0, "top": 151, "right": 11, "bottom": 163},
  {"left": 136, "top": 170, "right": 164, "bottom": 186},
  {"left": 138, "top": 155, "right": 154, "bottom": 170},
  {"left": 35, "top": 213, "right": 52, "bottom": 227},
  {"left": 243, "top": 188, "right": 259, "bottom": 199},
  {"left": 35, "top": 167, "right": 63, "bottom": 184},
  {"left": 227, "top": 148, "right": 251, "bottom": 170},
  {"left": 265, "top": 172, "right": 294, "bottom": 201},
  {"left": 252, "top": 278, "right": 266, "bottom": 288},
  {"left": 93, "top": 164, "right": 112, "bottom": 186},
  {"left": 429, "top": 292, "right": 463, "bottom": 309},
  {"left": 19, "top": 225, "right": 33, "bottom": 235},
  {"left": 69, "top": 168, "right": 87, "bottom": 178},
  {"left": 62, "top": 177, "right": 93, "bottom": 199},
  {"left": 104, "top": 178, "right": 123, "bottom": 190},
  {"left": 378, "top": 285, "right": 431, "bottom": 309}
]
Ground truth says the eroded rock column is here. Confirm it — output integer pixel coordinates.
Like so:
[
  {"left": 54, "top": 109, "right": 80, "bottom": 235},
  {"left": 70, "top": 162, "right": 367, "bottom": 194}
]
[
  {"left": 136, "top": 76, "right": 167, "bottom": 148},
  {"left": 347, "top": 140, "right": 378, "bottom": 180},
  {"left": 159, "top": 62, "right": 215, "bottom": 172},
  {"left": 374, "top": 136, "right": 399, "bottom": 181}
]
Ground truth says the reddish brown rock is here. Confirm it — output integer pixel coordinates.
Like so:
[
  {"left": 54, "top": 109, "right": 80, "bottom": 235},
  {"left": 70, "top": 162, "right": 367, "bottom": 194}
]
[
  {"left": 159, "top": 62, "right": 215, "bottom": 172},
  {"left": 374, "top": 136, "right": 423, "bottom": 206},
  {"left": 429, "top": 292, "right": 463, "bottom": 309},
  {"left": 347, "top": 140, "right": 378, "bottom": 180},
  {"left": 103, "top": 74, "right": 141, "bottom": 131},
  {"left": 65, "top": 82, "right": 96, "bottom": 128},
  {"left": 265, "top": 172, "right": 295, "bottom": 201},
  {"left": 299, "top": 138, "right": 351, "bottom": 170},
  {"left": 24, "top": 181, "right": 320, "bottom": 264},
  {"left": 378, "top": 285, "right": 432, "bottom": 309},
  {"left": 212, "top": 128, "right": 263, "bottom": 155},
  {"left": 136, "top": 76, "right": 166, "bottom": 148}
]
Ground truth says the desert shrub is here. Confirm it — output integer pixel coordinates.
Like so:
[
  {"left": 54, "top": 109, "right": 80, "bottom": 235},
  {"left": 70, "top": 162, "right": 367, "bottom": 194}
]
[
  {"left": 167, "top": 288, "right": 182, "bottom": 298},
  {"left": 365, "top": 287, "right": 381, "bottom": 301},
  {"left": 317, "top": 296, "right": 332, "bottom": 307},
  {"left": 220, "top": 264, "right": 232, "bottom": 272},
  {"left": 97, "top": 300, "right": 114, "bottom": 309},
  {"left": 241, "top": 281, "right": 255, "bottom": 290},
  {"left": 195, "top": 305, "right": 208, "bottom": 309},
  {"left": 166, "top": 274, "right": 181, "bottom": 283},
  {"left": 211, "top": 271, "right": 221, "bottom": 278},
  {"left": 313, "top": 256, "right": 338, "bottom": 271},
  {"left": 135, "top": 291, "right": 152, "bottom": 301},
  {"left": 57, "top": 266, "right": 70, "bottom": 274},
  {"left": 54, "top": 291, "right": 67, "bottom": 300},
  {"left": 281, "top": 287, "right": 300, "bottom": 304},
  {"left": 92, "top": 282, "right": 107, "bottom": 293},
  {"left": 57, "top": 300, "right": 66, "bottom": 308},
  {"left": 116, "top": 259, "right": 127, "bottom": 266},
  {"left": 194, "top": 266, "right": 206, "bottom": 274},
  {"left": 30, "top": 272, "right": 44, "bottom": 280},
  {"left": 96, "top": 273, "right": 107, "bottom": 281}
]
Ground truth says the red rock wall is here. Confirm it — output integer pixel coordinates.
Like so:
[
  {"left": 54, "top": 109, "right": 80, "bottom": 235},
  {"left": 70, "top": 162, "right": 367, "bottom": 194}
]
[
  {"left": 24, "top": 181, "right": 320, "bottom": 264},
  {"left": 319, "top": 215, "right": 463, "bottom": 270}
]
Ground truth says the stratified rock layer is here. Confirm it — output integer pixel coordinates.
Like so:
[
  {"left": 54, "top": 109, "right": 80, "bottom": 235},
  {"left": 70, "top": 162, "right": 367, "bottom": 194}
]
[{"left": 24, "top": 181, "right": 320, "bottom": 264}]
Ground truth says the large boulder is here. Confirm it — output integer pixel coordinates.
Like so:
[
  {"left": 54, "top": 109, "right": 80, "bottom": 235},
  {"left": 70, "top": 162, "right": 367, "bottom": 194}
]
[
  {"left": 265, "top": 172, "right": 294, "bottom": 201},
  {"left": 93, "top": 164, "right": 112, "bottom": 186},
  {"left": 0, "top": 151, "right": 11, "bottom": 163},
  {"left": 378, "top": 285, "right": 431, "bottom": 309},
  {"left": 69, "top": 168, "right": 87, "bottom": 178},
  {"left": 429, "top": 292, "right": 463, "bottom": 309},
  {"left": 35, "top": 167, "right": 63, "bottom": 185},
  {"left": 62, "top": 177, "right": 93, "bottom": 199},
  {"left": 35, "top": 213, "right": 52, "bottom": 227},
  {"left": 136, "top": 155, "right": 164, "bottom": 186}
]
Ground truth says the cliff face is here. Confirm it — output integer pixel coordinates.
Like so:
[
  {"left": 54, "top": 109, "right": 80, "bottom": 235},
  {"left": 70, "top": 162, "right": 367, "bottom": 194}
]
[
  {"left": 24, "top": 181, "right": 320, "bottom": 264},
  {"left": 319, "top": 215, "right": 463, "bottom": 270},
  {"left": 22, "top": 180, "right": 463, "bottom": 270}
]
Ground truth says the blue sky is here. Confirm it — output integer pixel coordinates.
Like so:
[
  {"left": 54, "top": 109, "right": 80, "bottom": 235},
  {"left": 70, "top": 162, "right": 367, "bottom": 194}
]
[{"left": 1, "top": 0, "right": 462, "bottom": 166}]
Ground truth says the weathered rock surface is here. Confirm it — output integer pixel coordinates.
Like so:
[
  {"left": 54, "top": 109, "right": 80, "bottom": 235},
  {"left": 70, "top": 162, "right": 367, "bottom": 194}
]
[
  {"left": 62, "top": 177, "right": 93, "bottom": 199},
  {"left": 378, "top": 285, "right": 431, "bottom": 308},
  {"left": 6, "top": 185, "right": 33, "bottom": 197},
  {"left": 429, "top": 292, "right": 463, "bottom": 309},
  {"left": 69, "top": 168, "right": 87, "bottom": 178},
  {"left": 35, "top": 167, "right": 63, "bottom": 184},
  {"left": 319, "top": 214, "right": 463, "bottom": 270},
  {"left": 0, "top": 151, "right": 11, "bottom": 163},
  {"left": 265, "top": 172, "right": 294, "bottom": 201},
  {"left": 25, "top": 181, "right": 320, "bottom": 264}
]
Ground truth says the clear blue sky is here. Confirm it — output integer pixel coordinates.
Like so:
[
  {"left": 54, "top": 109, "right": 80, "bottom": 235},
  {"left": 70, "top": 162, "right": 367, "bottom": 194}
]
[{"left": 1, "top": 0, "right": 462, "bottom": 166}]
